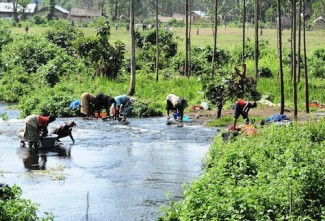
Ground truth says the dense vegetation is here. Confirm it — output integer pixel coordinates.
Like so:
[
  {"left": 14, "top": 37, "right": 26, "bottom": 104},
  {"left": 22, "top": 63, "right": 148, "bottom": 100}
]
[
  {"left": 159, "top": 119, "right": 325, "bottom": 220},
  {"left": 0, "top": 183, "right": 53, "bottom": 220},
  {"left": 0, "top": 15, "right": 325, "bottom": 220},
  {"left": 1, "top": 18, "right": 325, "bottom": 119}
]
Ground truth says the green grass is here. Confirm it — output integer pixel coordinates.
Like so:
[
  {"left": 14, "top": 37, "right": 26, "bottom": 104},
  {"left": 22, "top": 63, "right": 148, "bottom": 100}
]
[{"left": 10, "top": 26, "right": 325, "bottom": 53}]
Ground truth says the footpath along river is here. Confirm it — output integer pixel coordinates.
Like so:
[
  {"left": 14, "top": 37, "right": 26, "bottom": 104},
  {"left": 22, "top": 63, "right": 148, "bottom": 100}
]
[{"left": 0, "top": 103, "right": 218, "bottom": 221}]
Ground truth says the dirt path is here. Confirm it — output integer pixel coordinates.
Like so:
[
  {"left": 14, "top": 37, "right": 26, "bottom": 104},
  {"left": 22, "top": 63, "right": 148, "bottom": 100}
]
[{"left": 185, "top": 104, "right": 325, "bottom": 126}]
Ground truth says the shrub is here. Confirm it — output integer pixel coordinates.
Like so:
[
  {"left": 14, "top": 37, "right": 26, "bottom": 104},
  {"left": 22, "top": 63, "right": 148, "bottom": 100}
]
[
  {"left": 45, "top": 23, "right": 84, "bottom": 55},
  {"left": 0, "top": 183, "right": 53, "bottom": 220},
  {"left": 1, "top": 35, "right": 60, "bottom": 74},
  {"left": 259, "top": 67, "right": 273, "bottom": 78},
  {"left": 32, "top": 15, "right": 47, "bottom": 25},
  {"left": 0, "top": 26, "right": 13, "bottom": 51}
]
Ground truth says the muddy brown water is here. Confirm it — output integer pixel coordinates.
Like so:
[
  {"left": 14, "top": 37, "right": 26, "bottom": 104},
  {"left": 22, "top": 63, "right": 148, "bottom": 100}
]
[{"left": 0, "top": 104, "right": 218, "bottom": 221}]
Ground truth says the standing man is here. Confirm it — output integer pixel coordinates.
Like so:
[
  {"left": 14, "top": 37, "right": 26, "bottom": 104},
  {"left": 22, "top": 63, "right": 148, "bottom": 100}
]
[
  {"left": 166, "top": 94, "right": 188, "bottom": 122},
  {"left": 216, "top": 96, "right": 224, "bottom": 118},
  {"left": 233, "top": 99, "right": 257, "bottom": 127}
]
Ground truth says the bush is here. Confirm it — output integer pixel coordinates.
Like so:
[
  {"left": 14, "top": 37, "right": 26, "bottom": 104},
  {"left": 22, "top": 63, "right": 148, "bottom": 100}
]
[
  {"left": 0, "top": 26, "right": 13, "bottom": 51},
  {"left": 259, "top": 67, "right": 273, "bottom": 78},
  {"left": 32, "top": 15, "right": 47, "bottom": 25},
  {"left": 1, "top": 35, "right": 60, "bottom": 74},
  {"left": 309, "top": 49, "right": 325, "bottom": 78},
  {"left": 0, "top": 183, "right": 53, "bottom": 220},
  {"left": 45, "top": 23, "right": 84, "bottom": 55}
]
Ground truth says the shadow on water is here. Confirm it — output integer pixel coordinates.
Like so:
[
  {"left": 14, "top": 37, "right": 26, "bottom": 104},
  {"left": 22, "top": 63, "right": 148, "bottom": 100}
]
[
  {"left": 17, "top": 145, "right": 71, "bottom": 171},
  {"left": 0, "top": 107, "right": 219, "bottom": 221}
]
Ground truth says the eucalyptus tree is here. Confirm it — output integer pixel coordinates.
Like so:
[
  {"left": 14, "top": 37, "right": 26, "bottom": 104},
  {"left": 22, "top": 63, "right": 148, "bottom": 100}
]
[
  {"left": 128, "top": 0, "right": 136, "bottom": 96},
  {"left": 292, "top": 0, "right": 298, "bottom": 120},
  {"left": 298, "top": 0, "right": 302, "bottom": 82},
  {"left": 185, "top": 0, "right": 189, "bottom": 76},
  {"left": 211, "top": 0, "right": 218, "bottom": 77},
  {"left": 242, "top": 0, "right": 246, "bottom": 66},
  {"left": 303, "top": 0, "right": 309, "bottom": 113},
  {"left": 277, "top": 0, "right": 285, "bottom": 114},
  {"left": 254, "top": 0, "right": 259, "bottom": 80},
  {"left": 155, "top": 0, "right": 159, "bottom": 82}
]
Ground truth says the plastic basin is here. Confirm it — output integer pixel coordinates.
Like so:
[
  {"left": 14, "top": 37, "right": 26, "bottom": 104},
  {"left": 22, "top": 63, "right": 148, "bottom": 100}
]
[{"left": 40, "top": 134, "right": 58, "bottom": 148}]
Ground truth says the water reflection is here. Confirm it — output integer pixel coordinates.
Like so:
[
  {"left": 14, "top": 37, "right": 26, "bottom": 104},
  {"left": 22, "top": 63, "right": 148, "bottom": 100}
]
[
  {"left": 17, "top": 145, "right": 71, "bottom": 170},
  {"left": 0, "top": 117, "right": 218, "bottom": 221}
]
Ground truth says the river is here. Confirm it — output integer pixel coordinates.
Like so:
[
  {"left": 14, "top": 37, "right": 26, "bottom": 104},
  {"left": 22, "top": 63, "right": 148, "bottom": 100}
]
[{"left": 0, "top": 104, "right": 218, "bottom": 221}]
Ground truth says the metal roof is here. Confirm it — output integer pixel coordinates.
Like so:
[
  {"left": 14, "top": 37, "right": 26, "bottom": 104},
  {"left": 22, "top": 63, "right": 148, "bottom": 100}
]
[{"left": 0, "top": 2, "right": 37, "bottom": 13}]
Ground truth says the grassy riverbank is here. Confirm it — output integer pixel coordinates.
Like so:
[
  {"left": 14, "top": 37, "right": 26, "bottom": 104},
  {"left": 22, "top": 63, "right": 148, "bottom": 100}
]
[{"left": 159, "top": 119, "right": 325, "bottom": 220}]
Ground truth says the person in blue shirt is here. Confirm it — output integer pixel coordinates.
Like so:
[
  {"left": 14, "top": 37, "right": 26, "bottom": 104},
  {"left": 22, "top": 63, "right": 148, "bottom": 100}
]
[{"left": 113, "top": 95, "right": 136, "bottom": 121}]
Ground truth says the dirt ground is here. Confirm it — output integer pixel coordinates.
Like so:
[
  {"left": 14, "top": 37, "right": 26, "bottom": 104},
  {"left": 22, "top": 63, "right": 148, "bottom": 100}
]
[{"left": 185, "top": 104, "right": 325, "bottom": 126}]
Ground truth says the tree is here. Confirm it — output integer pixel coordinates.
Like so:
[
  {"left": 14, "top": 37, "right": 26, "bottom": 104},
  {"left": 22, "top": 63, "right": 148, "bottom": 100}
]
[
  {"left": 254, "top": 0, "right": 259, "bottom": 80},
  {"left": 185, "top": 0, "right": 189, "bottom": 76},
  {"left": 128, "top": 0, "right": 136, "bottom": 96},
  {"left": 242, "top": 0, "right": 246, "bottom": 65},
  {"left": 211, "top": 0, "right": 218, "bottom": 77},
  {"left": 47, "top": 0, "right": 55, "bottom": 20},
  {"left": 155, "top": 0, "right": 159, "bottom": 82},
  {"left": 277, "top": 0, "right": 285, "bottom": 115},
  {"left": 303, "top": 0, "right": 309, "bottom": 113},
  {"left": 292, "top": 0, "right": 298, "bottom": 120}
]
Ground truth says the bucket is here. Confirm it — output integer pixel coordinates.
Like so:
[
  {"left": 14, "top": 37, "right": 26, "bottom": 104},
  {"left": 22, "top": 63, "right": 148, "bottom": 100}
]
[
  {"left": 182, "top": 115, "right": 190, "bottom": 122},
  {"left": 173, "top": 113, "right": 179, "bottom": 119},
  {"left": 40, "top": 134, "right": 58, "bottom": 148}
]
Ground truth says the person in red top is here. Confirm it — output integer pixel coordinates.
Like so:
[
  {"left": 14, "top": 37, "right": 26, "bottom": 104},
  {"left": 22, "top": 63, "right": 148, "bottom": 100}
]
[
  {"left": 233, "top": 99, "right": 257, "bottom": 127},
  {"left": 18, "top": 115, "right": 56, "bottom": 148}
]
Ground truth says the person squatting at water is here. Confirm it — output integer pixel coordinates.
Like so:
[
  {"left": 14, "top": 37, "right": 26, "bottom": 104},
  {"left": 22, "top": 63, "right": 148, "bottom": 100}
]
[
  {"left": 17, "top": 115, "right": 56, "bottom": 148},
  {"left": 233, "top": 99, "right": 257, "bottom": 128},
  {"left": 113, "top": 95, "right": 136, "bottom": 122},
  {"left": 80, "top": 92, "right": 96, "bottom": 119},
  {"left": 166, "top": 94, "right": 188, "bottom": 122},
  {"left": 94, "top": 93, "right": 116, "bottom": 119},
  {"left": 51, "top": 121, "right": 76, "bottom": 143}
]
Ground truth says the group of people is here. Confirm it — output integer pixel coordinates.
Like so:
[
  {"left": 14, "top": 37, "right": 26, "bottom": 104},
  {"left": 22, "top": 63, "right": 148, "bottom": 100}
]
[
  {"left": 17, "top": 91, "right": 257, "bottom": 148},
  {"left": 166, "top": 93, "right": 257, "bottom": 128},
  {"left": 80, "top": 93, "right": 135, "bottom": 122}
]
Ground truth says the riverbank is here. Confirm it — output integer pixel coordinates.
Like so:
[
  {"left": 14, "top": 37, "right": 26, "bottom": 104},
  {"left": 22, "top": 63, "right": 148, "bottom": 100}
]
[{"left": 185, "top": 103, "right": 325, "bottom": 127}]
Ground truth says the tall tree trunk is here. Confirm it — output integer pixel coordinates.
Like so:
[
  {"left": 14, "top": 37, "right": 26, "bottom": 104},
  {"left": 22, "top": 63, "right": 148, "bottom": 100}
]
[
  {"left": 292, "top": 0, "right": 298, "bottom": 120},
  {"left": 188, "top": 0, "right": 192, "bottom": 77},
  {"left": 303, "top": 0, "right": 309, "bottom": 113},
  {"left": 254, "top": 0, "right": 259, "bottom": 81},
  {"left": 13, "top": 0, "right": 19, "bottom": 23},
  {"left": 242, "top": 0, "right": 246, "bottom": 65},
  {"left": 298, "top": 0, "right": 302, "bottom": 82},
  {"left": 114, "top": 0, "right": 118, "bottom": 21},
  {"left": 212, "top": 0, "right": 218, "bottom": 77},
  {"left": 277, "top": 0, "right": 285, "bottom": 115},
  {"left": 128, "top": 0, "right": 136, "bottom": 96},
  {"left": 185, "top": 0, "right": 189, "bottom": 76},
  {"left": 155, "top": 0, "right": 159, "bottom": 82}
]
